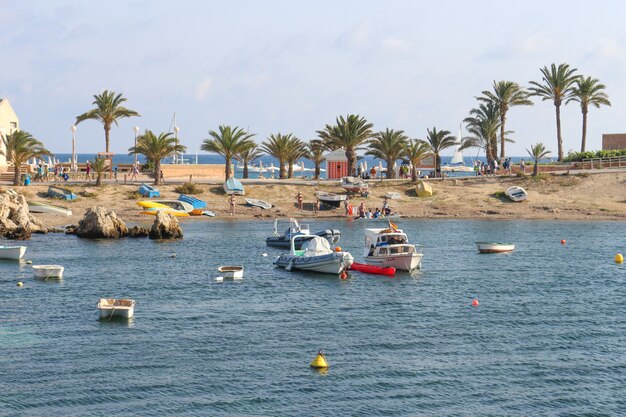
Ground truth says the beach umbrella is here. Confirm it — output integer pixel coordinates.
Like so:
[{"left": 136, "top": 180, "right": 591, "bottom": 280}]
[
  {"left": 259, "top": 160, "right": 264, "bottom": 172},
  {"left": 300, "top": 161, "right": 305, "bottom": 175},
  {"left": 378, "top": 161, "right": 383, "bottom": 178},
  {"left": 363, "top": 160, "right": 368, "bottom": 173}
]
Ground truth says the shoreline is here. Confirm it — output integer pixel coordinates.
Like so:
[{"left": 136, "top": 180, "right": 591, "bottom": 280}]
[{"left": 4, "top": 171, "right": 625, "bottom": 229}]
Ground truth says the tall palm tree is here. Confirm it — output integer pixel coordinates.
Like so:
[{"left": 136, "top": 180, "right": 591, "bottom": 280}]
[
  {"left": 128, "top": 130, "right": 186, "bottom": 185},
  {"left": 566, "top": 76, "right": 611, "bottom": 152},
  {"left": 75, "top": 90, "right": 140, "bottom": 153},
  {"left": 235, "top": 144, "right": 263, "bottom": 179},
  {"left": 261, "top": 133, "right": 295, "bottom": 179},
  {"left": 306, "top": 139, "right": 326, "bottom": 180},
  {"left": 366, "top": 128, "right": 409, "bottom": 179},
  {"left": 526, "top": 143, "right": 551, "bottom": 176},
  {"left": 284, "top": 137, "right": 307, "bottom": 179},
  {"left": 479, "top": 81, "right": 533, "bottom": 159},
  {"left": 529, "top": 63, "right": 579, "bottom": 161},
  {"left": 403, "top": 139, "right": 431, "bottom": 181},
  {"left": 317, "top": 114, "right": 374, "bottom": 176},
  {"left": 464, "top": 101, "right": 502, "bottom": 162},
  {"left": 202, "top": 126, "right": 255, "bottom": 180},
  {"left": 423, "top": 128, "right": 456, "bottom": 177},
  {"left": 0, "top": 130, "right": 51, "bottom": 186},
  {"left": 92, "top": 156, "right": 107, "bottom": 186}
]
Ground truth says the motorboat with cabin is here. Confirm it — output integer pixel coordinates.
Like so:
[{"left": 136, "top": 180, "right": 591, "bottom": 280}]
[
  {"left": 266, "top": 218, "right": 341, "bottom": 249},
  {"left": 274, "top": 235, "right": 353, "bottom": 275},
  {"left": 364, "top": 225, "right": 423, "bottom": 271}
]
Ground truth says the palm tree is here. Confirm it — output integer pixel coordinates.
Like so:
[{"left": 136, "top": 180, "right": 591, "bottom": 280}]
[
  {"left": 201, "top": 126, "right": 255, "bottom": 180},
  {"left": 306, "top": 139, "right": 326, "bottom": 180},
  {"left": 0, "top": 130, "right": 51, "bottom": 186},
  {"left": 317, "top": 114, "right": 374, "bottom": 176},
  {"left": 566, "top": 76, "right": 611, "bottom": 152},
  {"left": 235, "top": 144, "right": 263, "bottom": 179},
  {"left": 284, "top": 137, "right": 307, "bottom": 179},
  {"left": 92, "top": 156, "right": 107, "bottom": 186},
  {"left": 366, "top": 129, "right": 409, "bottom": 179},
  {"left": 529, "top": 63, "right": 579, "bottom": 161},
  {"left": 75, "top": 90, "right": 140, "bottom": 153},
  {"left": 479, "top": 81, "right": 533, "bottom": 159},
  {"left": 403, "top": 139, "right": 431, "bottom": 181},
  {"left": 129, "top": 130, "right": 186, "bottom": 185},
  {"left": 464, "top": 101, "right": 502, "bottom": 162},
  {"left": 526, "top": 143, "right": 551, "bottom": 176},
  {"left": 422, "top": 128, "right": 456, "bottom": 178},
  {"left": 261, "top": 133, "right": 295, "bottom": 179}
]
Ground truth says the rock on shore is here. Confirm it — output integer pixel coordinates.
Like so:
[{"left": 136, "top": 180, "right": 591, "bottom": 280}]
[
  {"left": 0, "top": 191, "right": 46, "bottom": 239},
  {"left": 76, "top": 207, "right": 129, "bottom": 238},
  {"left": 149, "top": 211, "right": 183, "bottom": 239}
]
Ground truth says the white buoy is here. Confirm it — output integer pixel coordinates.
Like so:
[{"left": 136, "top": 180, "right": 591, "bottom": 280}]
[
  {"left": 169, "top": 254, "right": 177, "bottom": 258},
  {"left": 262, "top": 253, "right": 268, "bottom": 257},
  {"left": 215, "top": 276, "right": 224, "bottom": 282}
]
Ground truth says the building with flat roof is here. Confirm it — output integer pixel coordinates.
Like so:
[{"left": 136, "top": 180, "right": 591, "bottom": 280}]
[
  {"left": 0, "top": 99, "right": 20, "bottom": 166},
  {"left": 602, "top": 133, "right": 626, "bottom": 150}
]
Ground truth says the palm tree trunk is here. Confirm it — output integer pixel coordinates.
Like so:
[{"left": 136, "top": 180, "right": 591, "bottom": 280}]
[
  {"left": 243, "top": 163, "right": 249, "bottom": 179},
  {"left": 345, "top": 149, "right": 356, "bottom": 177},
  {"left": 435, "top": 153, "right": 441, "bottom": 178},
  {"left": 500, "top": 113, "right": 506, "bottom": 160},
  {"left": 386, "top": 159, "right": 395, "bottom": 179},
  {"left": 411, "top": 165, "right": 418, "bottom": 182},
  {"left": 314, "top": 163, "right": 320, "bottom": 180},
  {"left": 225, "top": 156, "right": 232, "bottom": 180},
  {"left": 96, "top": 172, "right": 102, "bottom": 186},
  {"left": 13, "top": 165, "right": 20, "bottom": 186},
  {"left": 279, "top": 158, "right": 286, "bottom": 179},
  {"left": 533, "top": 159, "right": 539, "bottom": 176},
  {"left": 555, "top": 104, "right": 563, "bottom": 161},
  {"left": 154, "top": 160, "right": 161, "bottom": 185},
  {"left": 104, "top": 125, "right": 111, "bottom": 153},
  {"left": 287, "top": 162, "right": 294, "bottom": 179},
  {"left": 580, "top": 107, "right": 588, "bottom": 153}
]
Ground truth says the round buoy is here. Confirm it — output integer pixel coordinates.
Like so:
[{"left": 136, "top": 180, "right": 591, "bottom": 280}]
[
  {"left": 335, "top": 246, "right": 342, "bottom": 252},
  {"left": 169, "top": 254, "right": 176, "bottom": 258},
  {"left": 17, "top": 281, "right": 23, "bottom": 287},
  {"left": 261, "top": 253, "right": 268, "bottom": 257},
  {"left": 561, "top": 239, "right": 566, "bottom": 245},
  {"left": 472, "top": 299, "right": 479, "bottom": 307},
  {"left": 340, "top": 271, "right": 348, "bottom": 280},
  {"left": 616, "top": 253, "right": 624, "bottom": 263},
  {"left": 310, "top": 350, "right": 328, "bottom": 368}
]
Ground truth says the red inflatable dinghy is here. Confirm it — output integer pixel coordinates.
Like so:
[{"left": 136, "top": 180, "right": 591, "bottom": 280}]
[{"left": 349, "top": 262, "right": 396, "bottom": 276}]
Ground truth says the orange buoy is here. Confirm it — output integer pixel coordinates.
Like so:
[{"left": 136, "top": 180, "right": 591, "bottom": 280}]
[
  {"left": 561, "top": 239, "right": 566, "bottom": 245},
  {"left": 340, "top": 271, "right": 348, "bottom": 279},
  {"left": 335, "top": 246, "right": 342, "bottom": 252},
  {"left": 472, "top": 299, "right": 479, "bottom": 307}
]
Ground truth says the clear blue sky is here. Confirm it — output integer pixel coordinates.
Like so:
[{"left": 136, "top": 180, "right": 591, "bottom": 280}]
[{"left": 1, "top": 0, "right": 623, "bottom": 156}]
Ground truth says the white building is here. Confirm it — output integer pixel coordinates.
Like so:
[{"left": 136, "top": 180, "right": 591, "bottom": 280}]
[{"left": 0, "top": 99, "right": 20, "bottom": 167}]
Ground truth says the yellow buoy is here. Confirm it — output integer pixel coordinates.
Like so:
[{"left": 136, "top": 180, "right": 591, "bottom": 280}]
[
  {"left": 616, "top": 253, "right": 624, "bottom": 263},
  {"left": 17, "top": 281, "right": 23, "bottom": 287},
  {"left": 310, "top": 350, "right": 328, "bottom": 368}
]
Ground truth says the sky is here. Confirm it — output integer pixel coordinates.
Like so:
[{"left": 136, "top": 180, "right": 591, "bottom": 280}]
[{"left": 1, "top": 0, "right": 624, "bottom": 156}]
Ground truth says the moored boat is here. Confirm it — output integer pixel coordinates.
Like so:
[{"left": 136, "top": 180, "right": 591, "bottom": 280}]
[
  {"left": 97, "top": 298, "right": 136, "bottom": 319},
  {"left": 266, "top": 218, "right": 341, "bottom": 249},
  {"left": 0, "top": 245, "right": 27, "bottom": 260},
  {"left": 315, "top": 191, "right": 347, "bottom": 208},
  {"left": 505, "top": 186, "right": 528, "bottom": 202},
  {"left": 349, "top": 261, "right": 395, "bottom": 276},
  {"left": 275, "top": 236, "right": 353, "bottom": 275},
  {"left": 364, "top": 225, "right": 423, "bottom": 271},
  {"left": 28, "top": 201, "right": 73, "bottom": 216},
  {"left": 48, "top": 186, "right": 77, "bottom": 201},
  {"left": 476, "top": 242, "right": 515, "bottom": 253},
  {"left": 138, "top": 183, "right": 160, "bottom": 198},
  {"left": 217, "top": 266, "right": 244, "bottom": 279},
  {"left": 32, "top": 264, "right": 64, "bottom": 279},
  {"left": 245, "top": 198, "right": 272, "bottom": 209},
  {"left": 224, "top": 178, "right": 245, "bottom": 195}
]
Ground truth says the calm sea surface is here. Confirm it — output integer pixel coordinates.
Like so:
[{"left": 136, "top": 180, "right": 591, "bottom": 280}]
[{"left": 1, "top": 219, "right": 625, "bottom": 416}]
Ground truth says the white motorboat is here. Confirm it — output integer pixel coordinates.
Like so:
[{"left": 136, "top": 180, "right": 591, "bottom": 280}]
[
  {"left": 476, "top": 242, "right": 515, "bottom": 253},
  {"left": 315, "top": 191, "right": 347, "bottom": 208},
  {"left": 266, "top": 218, "right": 341, "bottom": 249},
  {"left": 217, "top": 266, "right": 244, "bottom": 279},
  {"left": 32, "top": 264, "right": 64, "bottom": 279},
  {"left": 505, "top": 186, "right": 528, "bottom": 202},
  {"left": 340, "top": 176, "right": 369, "bottom": 196},
  {"left": 0, "top": 245, "right": 27, "bottom": 260},
  {"left": 275, "top": 236, "right": 353, "bottom": 275},
  {"left": 97, "top": 298, "right": 136, "bottom": 319},
  {"left": 245, "top": 198, "right": 272, "bottom": 209},
  {"left": 385, "top": 191, "right": 402, "bottom": 200},
  {"left": 364, "top": 225, "right": 423, "bottom": 271}
]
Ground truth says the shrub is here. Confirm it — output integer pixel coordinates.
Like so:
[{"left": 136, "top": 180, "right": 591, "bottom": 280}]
[
  {"left": 127, "top": 191, "right": 143, "bottom": 200},
  {"left": 174, "top": 182, "right": 203, "bottom": 195},
  {"left": 563, "top": 148, "right": 626, "bottom": 162}
]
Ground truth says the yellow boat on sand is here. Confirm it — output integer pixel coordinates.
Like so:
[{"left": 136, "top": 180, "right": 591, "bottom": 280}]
[{"left": 140, "top": 209, "right": 190, "bottom": 217}]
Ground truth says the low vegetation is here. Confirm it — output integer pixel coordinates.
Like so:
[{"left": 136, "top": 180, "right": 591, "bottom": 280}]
[{"left": 174, "top": 182, "right": 203, "bottom": 195}]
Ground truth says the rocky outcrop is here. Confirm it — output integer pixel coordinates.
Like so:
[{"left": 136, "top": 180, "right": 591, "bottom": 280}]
[
  {"left": 0, "top": 191, "right": 46, "bottom": 240},
  {"left": 149, "top": 211, "right": 183, "bottom": 239},
  {"left": 128, "top": 225, "right": 149, "bottom": 238},
  {"left": 76, "top": 207, "right": 128, "bottom": 238}
]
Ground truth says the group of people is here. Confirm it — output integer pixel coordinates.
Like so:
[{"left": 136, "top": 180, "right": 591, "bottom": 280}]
[
  {"left": 33, "top": 162, "right": 70, "bottom": 182},
  {"left": 472, "top": 158, "right": 527, "bottom": 176},
  {"left": 355, "top": 199, "right": 392, "bottom": 219}
]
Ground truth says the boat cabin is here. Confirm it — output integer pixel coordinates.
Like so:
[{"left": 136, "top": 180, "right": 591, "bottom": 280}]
[{"left": 364, "top": 228, "right": 415, "bottom": 257}]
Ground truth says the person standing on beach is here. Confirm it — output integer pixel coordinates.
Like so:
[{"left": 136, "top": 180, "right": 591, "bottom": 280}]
[
  {"left": 370, "top": 166, "right": 376, "bottom": 179},
  {"left": 358, "top": 202, "right": 365, "bottom": 218},
  {"left": 520, "top": 159, "right": 526, "bottom": 174},
  {"left": 229, "top": 194, "right": 236, "bottom": 216},
  {"left": 296, "top": 192, "right": 303, "bottom": 210},
  {"left": 130, "top": 163, "right": 138, "bottom": 181},
  {"left": 85, "top": 161, "right": 91, "bottom": 182}
]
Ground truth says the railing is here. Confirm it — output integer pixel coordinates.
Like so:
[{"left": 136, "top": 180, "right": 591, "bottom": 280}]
[{"left": 576, "top": 156, "right": 626, "bottom": 169}]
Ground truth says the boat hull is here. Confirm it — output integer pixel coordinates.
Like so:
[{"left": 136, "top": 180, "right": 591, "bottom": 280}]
[
  {"left": 217, "top": 266, "right": 244, "bottom": 279},
  {"left": 505, "top": 186, "right": 528, "bottom": 202},
  {"left": 245, "top": 198, "right": 272, "bottom": 209},
  {"left": 97, "top": 299, "right": 135, "bottom": 319},
  {"left": 0, "top": 246, "right": 27, "bottom": 260},
  {"left": 350, "top": 262, "right": 396, "bottom": 276},
  {"left": 140, "top": 209, "right": 190, "bottom": 217},
  {"left": 275, "top": 252, "right": 352, "bottom": 275},
  {"left": 476, "top": 243, "right": 515, "bottom": 253},
  {"left": 266, "top": 229, "right": 341, "bottom": 248},
  {"left": 224, "top": 178, "right": 245, "bottom": 195},
  {"left": 364, "top": 253, "right": 423, "bottom": 271},
  {"left": 138, "top": 183, "right": 160, "bottom": 198},
  {"left": 28, "top": 202, "right": 72, "bottom": 216},
  {"left": 32, "top": 265, "right": 64, "bottom": 278},
  {"left": 47, "top": 186, "right": 77, "bottom": 201}
]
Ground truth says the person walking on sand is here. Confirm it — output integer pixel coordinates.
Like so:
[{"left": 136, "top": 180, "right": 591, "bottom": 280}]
[
  {"left": 296, "top": 192, "right": 303, "bottom": 210},
  {"left": 85, "top": 161, "right": 91, "bottom": 182},
  {"left": 520, "top": 159, "right": 526, "bottom": 174},
  {"left": 314, "top": 198, "right": 320, "bottom": 214},
  {"left": 159, "top": 170, "right": 165, "bottom": 183},
  {"left": 130, "top": 163, "right": 138, "bottom": 181},
  {"left": 229, "top": 194, "right": 236, "bottom": 216}
]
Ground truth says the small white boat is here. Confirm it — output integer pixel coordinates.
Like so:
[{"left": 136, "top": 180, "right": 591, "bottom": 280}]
[
  {"left": 275, "top": 236, "right": 353, "bottom": 275},
  {"left": 0, "top": 245, "right": 27, "bottom": 260},
  {"left": 340, "top": 176, "right": 369, "bottom": 195},
  {"left": 315, "top": 191, "right": 347, "bottom": 208},
  {"left": 97, "top": 298, "right": 136, "bottom": 319},
  {"left": 476, "top": 242, "right": 515, "bottom": 253},
  {"left": 245, "top": 198, "right": 272, "bottom": 209},
  {"left": 32, "top": 264, "right": 64, "bottom": 279},
  {"left": 364, "top": 226, "right": 423, "bottom": 271},
  {"left": 505, "top": 186, "right": 528, "bottom": 202},
  {"left": 385, "top": 191, "right": 402, "bottom": 200},
  {"left": 217, "top": 266, "right": 244, "bottom": 279},
  {"left": 28, "top": 201, "right": 73, "bottom": 216}
]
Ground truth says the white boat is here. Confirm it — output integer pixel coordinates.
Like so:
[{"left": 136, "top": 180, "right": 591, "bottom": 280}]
[
  {"left": 245, "top": 198, "right": 272, "bottom": 209},
  {"left": 0, "top": 245, "right": 27, "bottom": 260},
  {"left": 442, "top": 127, "right": 474, "bottom": 173},
  {"left": 275, "top": 236, "right": 353, "bottom": 275},
  {"left": 32, "top": 264, "right": 64, "bottom": 279},
  {"left": 28, "top": 201, "right": 73, "bottom": 216},
  {"left": 364, "top": 226, "right": 423, "bottom": 271},
  {"left": 385, "top": 191, "right": 402, "bottom": 200},
  {"left": 315, "top": 191, "right": 347, "bottom": 208},
  {"left": 97, "top": 298, "right": 136, "bottom": 319},
  {"left": 505, "top": 186, "right": 528, "bottom": 202},
  {"left": 137, "top": 200, "right": 194, "bottom": 212},
  {"left": 217, "top": 266, "right": 244, "bottom": 279},
  {"left": 476, "top": 242, "right": 515, "bottom": 253}
]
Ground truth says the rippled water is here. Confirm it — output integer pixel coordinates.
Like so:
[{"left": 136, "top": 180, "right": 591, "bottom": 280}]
[{"left": 1, "top": 219, "right": 625, "bottom": 416}]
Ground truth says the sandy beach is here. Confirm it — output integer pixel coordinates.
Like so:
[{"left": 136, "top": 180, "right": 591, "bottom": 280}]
[{"left": 9, "top": 171, "right": 625, "bottom": 229}]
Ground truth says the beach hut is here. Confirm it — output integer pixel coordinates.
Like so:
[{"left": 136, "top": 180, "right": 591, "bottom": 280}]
[{"left": 324, "top": 149, "right": 348, "bottom": 179}]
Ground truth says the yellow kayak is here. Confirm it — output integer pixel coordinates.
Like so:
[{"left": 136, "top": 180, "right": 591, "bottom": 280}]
[{"left": 140, "top": 209, "right": 190, "bottom": 217}]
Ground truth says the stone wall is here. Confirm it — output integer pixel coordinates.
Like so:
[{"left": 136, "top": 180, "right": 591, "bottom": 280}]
[{"left": 160, "top": 164, "right": 225, "bottom": 180}]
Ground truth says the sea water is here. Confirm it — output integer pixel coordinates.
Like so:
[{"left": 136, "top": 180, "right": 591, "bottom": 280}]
[{"left": 1, "top": 219, "right": 624, "bottom": 416}]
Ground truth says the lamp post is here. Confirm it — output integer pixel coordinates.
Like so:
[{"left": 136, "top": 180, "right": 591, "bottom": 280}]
[
  {"left": 71, "top": 125, "right": 77, "bottom": 172},
  {"left": 174, "top": 126, "right": 180, "bottom": 164},
  {"left": 133, "top": 126, "right": 139, "bottom": 166}
]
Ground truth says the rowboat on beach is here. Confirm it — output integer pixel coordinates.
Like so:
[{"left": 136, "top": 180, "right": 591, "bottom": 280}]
[
  {"left": 138, "top": 183, "right": 160, "bottom": 198},
  {"left": 505, "top": 186, "right": 528, "bottom": 202},
  {"left": 224, "top": 178, "right": 245, "bottom": 195},
  {"left": 28, "top": 201, "right": 73, "bottom": 216},
  {"left": 178, "top": 194, "right": 207, "bottom": 209},
  {"left": 245, "top": 198, "right": 272, "bottom": 209},
  {"left": 0, "top": 245, "right": 27, "bottom": 260},
  {"left": 476, "top": 242, "right": 515, "bottom": 253},
  {"left": 137, "top": 200, "right": 194, "bottom": 212},
  {"left": 97, "top": 298, "right": 136, "bottom": 319},
  {"left": 48, "top": 186, "right": 77, "bottom": 201},
  {"left": 315, "top": 191, "right": 347, "bottom": 208},
  {"left": 385, "top": 191, "right": 402, "bottom": 200},
  {"left": 140, "top": 208, "right": 190, "bottom": 217}
]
